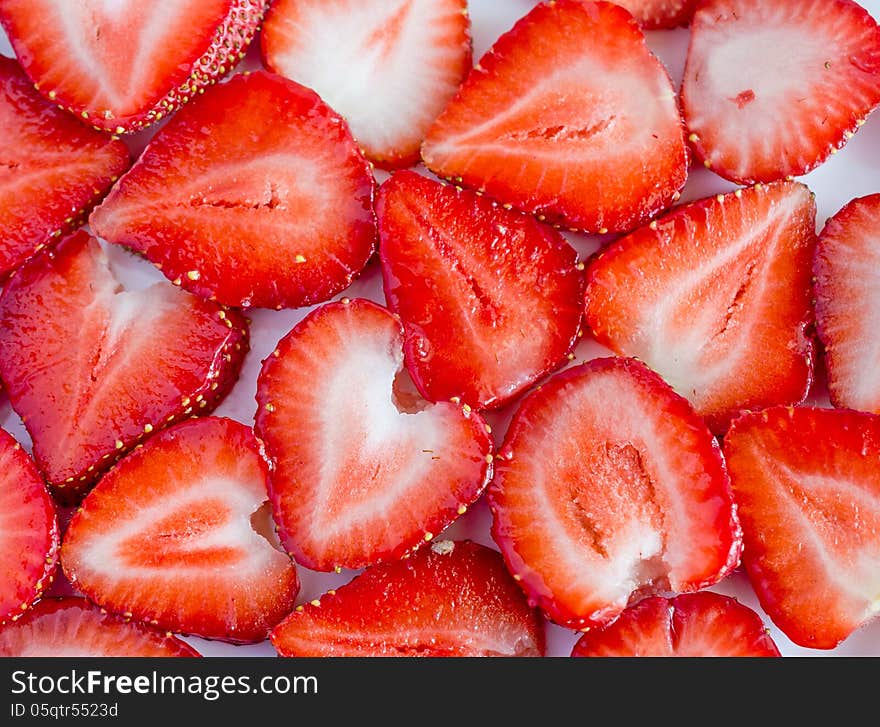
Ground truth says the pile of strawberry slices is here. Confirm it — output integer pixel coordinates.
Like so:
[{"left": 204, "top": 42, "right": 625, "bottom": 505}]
[{"left": 1, "top": 0, "right": 880, "bottom": 658}]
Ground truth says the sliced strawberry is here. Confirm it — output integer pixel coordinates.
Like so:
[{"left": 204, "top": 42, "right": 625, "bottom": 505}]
[
  {"left": 0, "top": 0, "right": 267, "bottom": 133},
  {"left": 488, "top": 356, "right": 741, "bottom": 631},
  {"left": 421, "top": 0, "right": 687, "bottom": 233},
  {"left": 377, "top": 171, "right": 583, "bottom": 410},
  {"left": 61, "top": 417, "right": 299, "bottom": 643},
  {"left": 255, "top": 298, "right": 493, "bottom": 571},
  {"left": 724, "top": 406, "right": 880, "bottom": 649},
  {"left": 271, "top": 540, "right": 543, "bottom": 657},
  {"left": 90, "top": 71, "right": 376, "bottom": 310},
  {"left": 0, "top": 56, "right": 129, "bottom": 279},
  {"left": 0, "top": 598, "right": 199, "bottom": 656},
  {"left": 0, "top": 232, "right": 247, "bottom": 502},
  {"left": 0, "top": 428, "right": 57, "bottom": 623},
  {"left": 261, "top": 0, "right": 471, "bottom": 168},
  {"left": 584, "top": 181, "right": 816, "bottom": 432},
  {"left": 682, "top": 0, "right": 880, "bottom": 184},
  {"left": 613, "top": 0, "right": 699, "bottom": 29},
  {"left": 571, "top": 592, "right": 780, "bottom": 657},
  {"left": 814, "top": 194, "right": 880, "bottom": 413}
]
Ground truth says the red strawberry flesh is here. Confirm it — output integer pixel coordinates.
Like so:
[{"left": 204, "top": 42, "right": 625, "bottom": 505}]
[
  {"left": 0, "top": 597, "right": 199, "bottom": 656},
  {"left": 724, "top": 406, "right": 880, "bottom": 649},
  {"left": 814, "top": 193, "right": 880, "bottom": 413},
  {"left": 271, "top": 540, "right": 544, "bottom": 657},
  {"left": 571, "top": 592, "right": 780, "bottom": 656},
  {"left": 584, "top": 181, "right": 816, "bottom": 432},
  {"left": 0, "top": 428, "right": 58, "bottom": 623},
  {"left": 89, "top": 70, "right": 376, "bottom": 310},
  {"left": 488, "top": 356, "right": 741, "bottom": 630},
  {"left": 61, "top": 417, "right": 299, "bottom": 643},
  {"left": 682, "top": 0, "right": 880, "bottom": 183},
  {"left": 377, "top": 170, "right": 584, "bottom": 410},
  {"left": 0, "top": 56, "right": 129, "bottom": 279},
  {"left": 613, "top": 0, "right": 699, "bottom": 29},
  {"left": 0, "top": 0, "right": 268, "bottom": 133},
  {"left": 0, "top": 231, "right": 248, "bottom": 502},
  {"left": 255, "top": 298, "right": 493, "bottom": 571},
  {"left": 421, "top": 0, "right": 687, "bottom": 233}
]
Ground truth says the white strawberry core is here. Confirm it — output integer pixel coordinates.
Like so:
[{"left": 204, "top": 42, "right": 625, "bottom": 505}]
[
  {"left": 83, "top": 476, "right": 278, "bottom": 577},
  {"left": 266, "top": 0, "right": 466, "bottom": 159},
  {"left": 313, "top": 318, "right": 453, "bottom": 538}
]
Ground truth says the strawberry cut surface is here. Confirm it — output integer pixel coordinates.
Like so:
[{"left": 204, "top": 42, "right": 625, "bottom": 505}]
[
  {"left": 682, "top": 0, "right": 880, "bottom": 184},
  {"left": 0, "top": 598, "right": 199, "bottom": 657},
  {"left": 0, "top": 428, "right": 57, "bottom": 624},
  {"left": 421, "top": 0, "right": 687, "bottom": 233},
  {"left": 262, "top": 0, "right": 471, "bottom": 168},
  {"left": 488, "top": 356, "right": 741, "bottom": 630},
  {"left": 61, "top": 417, "right": 299, "bottom": 643},
  {"left": 89, "top": 70, "right": 377, "bottom": 310},
  {"left": 377, "top": 170, "right": 583, "bottom": 410},
  {"left": 724, "top": 406, "right": 880, "bottom": 649},
  {"left": 271, "top": 540, "right": 544, "bottom": 657},
  {"left": 0, "top": 56, "right": 129, "bottom": 279},
  {"left": 584, "top": 181, "right": 816, "bottom": 432},
  {"left": 571, "top": 592, "right": 780, "bottom": 657},
  {"left": 255, "top": 298, "right": 493, "bottom": 571},
  {"left": 613, "top": 0, "right": 699, "bottom": 29},
  {"left": 814, "top": 194, "right": 880, "bottom": 414},
  {"left": 0, "top": 0, "right": 268, "bottom": 133},
  {"left": 0, "top": 232, "right": 247, "bottom": 502}
]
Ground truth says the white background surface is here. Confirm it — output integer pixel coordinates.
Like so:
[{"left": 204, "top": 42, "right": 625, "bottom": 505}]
[{"left": 3, "top": 0, "right": 880, "bottom": 657}]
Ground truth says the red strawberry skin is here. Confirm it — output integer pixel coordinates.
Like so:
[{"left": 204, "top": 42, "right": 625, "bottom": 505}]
[
  {"left": 571, "top": 592, "right": 780, "bottom": 657},
  {"left": 61, "top": 417, "right": 299, "bottom": 643},
  {"left": 0, "top": 0, "right": 268, "bottom": 133},
  {"left": 0, "top": 56, "right": 129, "bottom": 279},
  {"left": 90, "top": 70, "right": 376, "bottom": 310},
  {"left": 814, "top": 194, "right": 880, "bottom": 413},
  {"left": 0, "top": 231, "right": 248, "bottom": 502},
  {"left": 261, "top": 0, "right": 472, "bottom": 168},
  {"left": 255, "top": 298, "right": 493, "bottom": 571},
  {"left": 0, "top": 597, "right": 200, "bottom": 657},
  {"left": 0, "top": 428, "right": 58, "bottom": 624},
  {"left": 422, "top": 0, "right": 688, "bottom": 233},
  {"left": 584, "top": 181, "right": 816, "bottom": 432},
  {"left": 271, "top": 540, "right": 544, "bottom": 657},
  {"left": 488, "top": 356, "right": 741, "bottom": 630},
  {"left": 682, "top": 0, "right": 880, "bottom": 184},
  {"left": 724, "top": 406, "right": 880, "bottom": 649},
  {"left": 614, "top": 0, "right": 699, "bottom": 29},
  {"left": 377, "top": 170, "right": 584, "bottom": 410}
]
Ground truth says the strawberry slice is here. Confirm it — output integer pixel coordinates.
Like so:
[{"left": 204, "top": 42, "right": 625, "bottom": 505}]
[
  {"left": 90, "top": 70, "right": 376, "bottom": 310},
  {"left": 571, "top": 593, "right": 780, "bottom": 657},
  {"left": 0, "top": 598, "right": 200, "bottom": 656},
  {"left": 584, "top": 181, "right": 816, "bottom": 432},
  {"left": 724, "top": 406, "right": 880, "bottom": 649},
  {"left": 421, "top": 0, "right": 687, "bottom": 233},
  {"left": 261, "top": 0, "right": 471, "bottom": 168},
  {"left": 271, "top": 540, "right": 544, "bottom": 657},
  {"left": 0, "top": 56, "right": 129, "bottom": 279},
  {"left": 0, "top": 231, "right": 247, "bottom": 502},
  {"left": 255, "top": 298, "right": 493, "bottom": 571},
  {"left": 0, "top": 428, "right": 57, "bottom": 624},
  {"left": 613, "top": 0, "right": 699, "bottom": 29},
  {"left": 488, "top": 356, "right": 741, "bottom": 631},
  {"left": 0, "top": 0, "right": 267, "bottom": 133},
  {"left": 814, "top": 194, "right": 880, "bottom": 413},
  {"left": 377, "top": 171, "right": 583, "bottom": 410},
  {"left": 682, "top": 0, "right": 880, "bottom": 184},
  {"left": 61, "top": 417, "right": 299, "bottom": 643}
]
